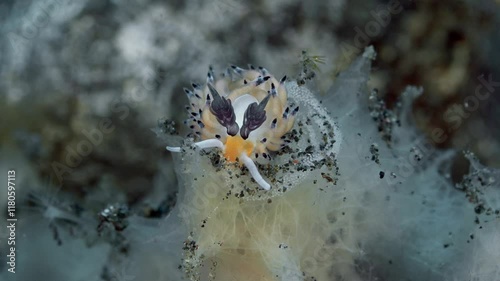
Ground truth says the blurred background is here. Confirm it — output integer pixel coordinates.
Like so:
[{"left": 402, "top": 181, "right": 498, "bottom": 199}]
[{"left": 0, "top": 0, "right": 499, "bottom": 278}]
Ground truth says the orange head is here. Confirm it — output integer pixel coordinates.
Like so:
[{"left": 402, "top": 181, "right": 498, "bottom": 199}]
[{"left": 223, "top": 135, "right": 254, "bottom": 162}]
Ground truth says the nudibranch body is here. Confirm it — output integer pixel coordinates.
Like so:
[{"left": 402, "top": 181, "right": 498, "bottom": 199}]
[{"left": 167, "top": 65, "right": 298, "bottom": 190}]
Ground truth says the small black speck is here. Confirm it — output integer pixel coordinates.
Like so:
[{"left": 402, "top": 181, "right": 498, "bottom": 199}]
[
  {"left": 379, "top": 171, "right": 385, "bottom": 179},
  {"left": 474, "top": 204, "right": 485, "bottom": 214}
]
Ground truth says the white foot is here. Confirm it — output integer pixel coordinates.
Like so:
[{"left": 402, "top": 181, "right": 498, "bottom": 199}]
[
  {"left": 193, "top": 139, "right": 224, "bottom": 150},
  {"left": 166, "top": 139, "right": 224, "bottom": 153},
  {"left": 240, "top": 153, "right": 271, "bottom": 190},
  {"left": 166, "top": 146, "right": 182, "bottom": 152}
]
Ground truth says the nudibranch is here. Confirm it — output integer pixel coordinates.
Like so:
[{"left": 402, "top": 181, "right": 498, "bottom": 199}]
[{"left": 167, "top": 65, "right": 298, "bottom": 190}]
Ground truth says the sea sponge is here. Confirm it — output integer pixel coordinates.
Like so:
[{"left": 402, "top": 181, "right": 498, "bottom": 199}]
[
  {"left": 152, "top": 46, "right": 500, "bottom": 281},
  {"left": 168, "top": 61, "right": 353, "bottom": 280}
]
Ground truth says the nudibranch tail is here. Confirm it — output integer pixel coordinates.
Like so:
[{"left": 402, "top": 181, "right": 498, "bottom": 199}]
[{"left": 167, "top": 65, "right": 298, "bottom": 190}]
